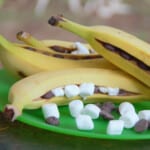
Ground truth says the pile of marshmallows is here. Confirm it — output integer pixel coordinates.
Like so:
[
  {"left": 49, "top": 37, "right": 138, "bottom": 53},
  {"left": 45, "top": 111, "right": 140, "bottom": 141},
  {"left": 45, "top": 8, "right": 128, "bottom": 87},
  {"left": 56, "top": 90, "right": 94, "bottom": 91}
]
[{"left": 42, "top": 101, "right": 150, "bottom": 135}]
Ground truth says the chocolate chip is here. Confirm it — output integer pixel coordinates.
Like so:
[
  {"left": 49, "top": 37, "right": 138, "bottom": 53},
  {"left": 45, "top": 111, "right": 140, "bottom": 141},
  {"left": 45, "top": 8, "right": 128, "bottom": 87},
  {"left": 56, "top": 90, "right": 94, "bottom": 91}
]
[
  {"left": 3, "top": 107, "right": 14, "bottom": 121},
  {"left": 101, "top": 102, "right": 116, "bottom": 113},
  {"left": 100, "top": 110, "right": 114, "bottom": 120},
  {"left": 134, "top": 119, "right": 149, "bottom": 133},
  {"left": 41, "top": 91, "right": 54, "bottom": 99},
  {"left": 94, "top": 86, "right": 100, "bottom": 93},
  {"left": 46, "top": 116, "right": 59, "bottom": 126}
]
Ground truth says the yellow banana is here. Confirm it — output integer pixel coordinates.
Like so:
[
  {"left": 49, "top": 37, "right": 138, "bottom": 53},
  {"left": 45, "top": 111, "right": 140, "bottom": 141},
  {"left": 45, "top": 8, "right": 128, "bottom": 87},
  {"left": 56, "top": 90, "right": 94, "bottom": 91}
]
[
  {"left": 16, "top": 31, "right": 99, "bottom": 59},
  {"left": 48, "top": 15, "right": 150, "bottom": 87},
  {"left": 3, "top": 68, "right": 150, "bottom": 121},
  {"left": 0, "top": 35, "right": 116, "bottom": 78}
]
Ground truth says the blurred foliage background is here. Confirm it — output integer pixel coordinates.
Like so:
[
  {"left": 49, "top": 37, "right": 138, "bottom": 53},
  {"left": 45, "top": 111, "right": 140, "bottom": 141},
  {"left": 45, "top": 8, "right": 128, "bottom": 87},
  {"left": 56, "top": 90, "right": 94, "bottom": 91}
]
[{"left": 0, "top": 0, "right": 150, "bottom": 43}]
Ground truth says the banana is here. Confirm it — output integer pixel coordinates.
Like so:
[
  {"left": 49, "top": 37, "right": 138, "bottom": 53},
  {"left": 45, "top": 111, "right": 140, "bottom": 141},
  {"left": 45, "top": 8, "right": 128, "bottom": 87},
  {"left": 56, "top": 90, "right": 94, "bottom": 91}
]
[
  {"left": 48, "top": 15, "right": 150, "bottom": 87},
  {"left": 16, "top": 31, "right": 99, "bottom": 59},
  {"left": 3, "top": 68, "right": 150, "bottom": 121},
  {"left": 16, "top": 34, "right": 98, "bottom": 56},
  {"left": 0, "top": 35, "right": 116, "bottom": 78}
]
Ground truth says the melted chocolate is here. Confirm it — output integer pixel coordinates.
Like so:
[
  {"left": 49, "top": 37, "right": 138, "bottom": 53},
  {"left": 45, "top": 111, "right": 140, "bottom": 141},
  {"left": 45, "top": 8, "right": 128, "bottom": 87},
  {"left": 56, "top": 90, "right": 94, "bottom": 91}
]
[
  {"left": 95, "top": 38, "right": 150, "bottom": 71},
  {"left": 50, "top": 45, "right": 75, "bottom": 53},
  {"left": 24, "top": 46, "right": 101, "bottom": 60},
  {"left": 41, "top": 85, "right": 139, "bottom": 100},
  {"left": 41, "top": 91, "right": 54, "bottom": 99}
]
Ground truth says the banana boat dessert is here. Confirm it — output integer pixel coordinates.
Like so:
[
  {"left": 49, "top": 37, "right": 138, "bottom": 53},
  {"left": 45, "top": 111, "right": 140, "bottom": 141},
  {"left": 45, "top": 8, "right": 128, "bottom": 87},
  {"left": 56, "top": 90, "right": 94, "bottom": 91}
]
[
  {"left": 3, "top": 68, "right": 150, "bottom": 121},
  {"left": 0, "top": 35, "right": 116, "bottom": 78},
  {"left": 16, "top": 31, "right": 98, "bottom": 56},
  {"left": 48, "top": 15, "right": 150, "bottom": 87}
]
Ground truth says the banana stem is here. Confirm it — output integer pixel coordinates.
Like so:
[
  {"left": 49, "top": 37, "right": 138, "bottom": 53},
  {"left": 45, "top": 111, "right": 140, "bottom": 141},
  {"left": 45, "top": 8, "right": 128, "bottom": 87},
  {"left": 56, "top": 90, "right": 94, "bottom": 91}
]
[
  {"left": 17, "top": 31, "right": 51, "bottom": 52},
  {"left": 48, "top": 15, "right": 90, "bottom": 41}
]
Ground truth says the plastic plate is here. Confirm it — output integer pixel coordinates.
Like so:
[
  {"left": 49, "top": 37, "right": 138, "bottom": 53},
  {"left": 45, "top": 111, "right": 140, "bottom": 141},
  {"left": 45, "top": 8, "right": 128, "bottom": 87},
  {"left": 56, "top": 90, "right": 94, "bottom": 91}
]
[{"left": 0, "top": 69, "right": 150, "bottom": 140}]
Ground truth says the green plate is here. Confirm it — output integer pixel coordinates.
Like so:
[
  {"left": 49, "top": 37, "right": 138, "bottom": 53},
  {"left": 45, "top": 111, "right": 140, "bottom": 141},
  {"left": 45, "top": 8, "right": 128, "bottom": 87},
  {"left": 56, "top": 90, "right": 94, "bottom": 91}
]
[{"left": 0, "top": 69, "right": 150, "bottom": 140}]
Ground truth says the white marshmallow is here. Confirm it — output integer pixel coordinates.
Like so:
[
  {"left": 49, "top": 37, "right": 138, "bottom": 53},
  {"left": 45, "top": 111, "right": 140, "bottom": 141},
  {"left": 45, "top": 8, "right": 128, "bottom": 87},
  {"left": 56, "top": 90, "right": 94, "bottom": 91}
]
[
  {"left": 69, "top": 100, "right": 84, "bottom": 118},
  {"left": 99, "top": 87, "right": 108, "bottom": 93},
  {"left": 107, "top": 120, "right": 124, "bottom": 135},
  {"left": 51, "top": 87, "right": 64, "bottom": 97},
  {"left": 118, "top": 102, "right": 135, "bottom": 116},
  {"left": 138, "top": 110, "right": 150, "bottom": 121},
  {"left": 79, "top": 83, "right": 95, "bottom": 99},
  {"left": 99, "top": 87, "right": 120, "bottom": 96},
  {"left": 81, "top": 104, "right": 101, "bottom": 119},
  {"left": 64, "top": 84, "right": 80, "bottom": 98},
  {"left": 119, "top": 111, "right": 139, "bottom": 128},
  {"left": 42, "top": 103, "right": 60, "bottom": 119},
  {"left": 76, "top": 114, "right": 94, "bottom": 130},
  {"left": 71, "top": 50, "right": 78, "bottom": 54},
  {"left": 107, "top": 87, "right": 119, "bottom": 96},
  {"left": 73, "top": 42, "right": 90, "bottom": 54}
]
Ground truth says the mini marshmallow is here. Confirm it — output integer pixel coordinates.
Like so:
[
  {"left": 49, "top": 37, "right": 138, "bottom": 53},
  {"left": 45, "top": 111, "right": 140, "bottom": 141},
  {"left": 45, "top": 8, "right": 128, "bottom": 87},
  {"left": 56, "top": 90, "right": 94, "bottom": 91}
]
[
  {"left": 73, "top": 42, "right": 90, "bottom": 54},
  {"left": 107, "top": 120, "right": 124, "bottom": 135},
  {"left": 119, "top": 111, "right": 139, "bottom": 128},
  {"left": 99, "top": 87, "right": 119, "bottom": 96},
  {"left": 138, "top": 110, "right": 150, "bottom": 121},
  {"left": 107, "top": 87, "right": 119, "bottom": 96},
  {"left": 81, "top": 104, "right": 101, "bottom": 119},
  {"left": 76, "top": 114, "right": 94, "bottom": 130},
  {"left": 118, "top": 102, "right": 135, "bottom": 116},
  {"left": 51, "top": 87, "right": 64, "bottom": 97},
  {"left": 42, "top": 103, "right": 60, "bottom": 119},
  {"left": 69, "top": 100, "right": 84, "bottom": 118},
  {"left": 79, "top": 83, "right": 95, "bottom": 99},
  {"left": 64, "top": 84, "right": 80, "bottom": 98},
  {"left": 71, "top": 50, "right": 78, "bottom": 54},
  {"left": 99, "top": 87, "right": 108, "bottom": 94}
]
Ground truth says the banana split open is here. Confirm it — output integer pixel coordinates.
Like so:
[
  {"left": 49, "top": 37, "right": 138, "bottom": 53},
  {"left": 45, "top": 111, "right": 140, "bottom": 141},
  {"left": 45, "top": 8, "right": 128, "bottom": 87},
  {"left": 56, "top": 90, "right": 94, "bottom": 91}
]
[
  {"left": 16, "top": 31, "right": 100, "bottom": 60},
  {"left": 48, "top": 15, "right": 150, "bottom": 87},
  {"left": 4, "top": 68, "right": 150, "bottom": 121},
  {"left": 0, "top": 35, "right": 116, "bottom": 78}
]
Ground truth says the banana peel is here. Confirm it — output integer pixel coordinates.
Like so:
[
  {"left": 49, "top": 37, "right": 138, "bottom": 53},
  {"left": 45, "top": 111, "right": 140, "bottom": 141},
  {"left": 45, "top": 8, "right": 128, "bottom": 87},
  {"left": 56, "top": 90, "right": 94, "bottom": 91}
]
[
  {"left": 48, "top": 15, "right": 150, "bottom": 87},
  {"left": 3, "top": 68, "right": 150, "bottom": 121}
]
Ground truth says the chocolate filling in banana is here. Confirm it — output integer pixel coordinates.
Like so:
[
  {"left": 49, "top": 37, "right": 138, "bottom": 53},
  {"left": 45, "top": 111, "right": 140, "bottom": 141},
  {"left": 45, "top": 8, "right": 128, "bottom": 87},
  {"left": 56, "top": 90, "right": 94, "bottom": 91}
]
[
  {"left": 50, "top": 45, "right": 94, "bottom": 54},
  {"left": 40, "top": 85, "right": 139, "bottom": 99},
  {"left": 95, "top": 39, "right": 150, "bottom": 71},
  {"left": 50, "top": 45, "right": 76, "bottom": 53},
  {"left": 23, "top": 46, "right": 102, "bottom": 60}
]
